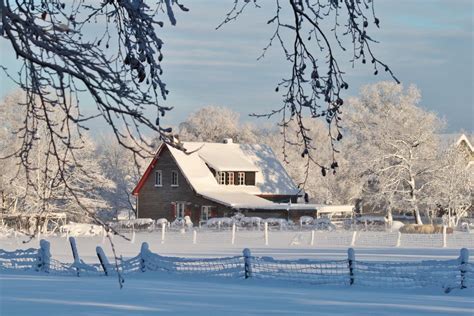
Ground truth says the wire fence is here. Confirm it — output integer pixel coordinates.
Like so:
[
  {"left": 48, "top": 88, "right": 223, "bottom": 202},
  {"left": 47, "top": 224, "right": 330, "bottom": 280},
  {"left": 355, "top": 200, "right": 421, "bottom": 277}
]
[{"left": 0, "top": 238, "right": 472, "bottom": 292}]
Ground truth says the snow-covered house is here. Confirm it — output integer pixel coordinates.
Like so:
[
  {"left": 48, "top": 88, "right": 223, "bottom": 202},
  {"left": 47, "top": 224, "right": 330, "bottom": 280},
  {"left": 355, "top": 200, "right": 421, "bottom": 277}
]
[
  {"left": 132, "top": 140, "right": 316, "bottom": 223},
  {"left": 439, "top": 133, "right": 473, "bottom": 168}
]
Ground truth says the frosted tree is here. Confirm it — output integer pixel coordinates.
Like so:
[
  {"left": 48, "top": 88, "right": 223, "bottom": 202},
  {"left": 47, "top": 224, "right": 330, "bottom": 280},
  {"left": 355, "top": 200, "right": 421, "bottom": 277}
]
[
  {"left": 178, "top": 106, "right": 259, "bottom": 144},
  {"left": 0, "top": 92, "right": 115, "bottom": 225},
  {"left": 429, "top": 147, "right": 473, "bottom": 227},
  {"left": 97, "top": 136, "right": 151, "bottom": 219},
  {"left": 1, "top": 0, "right": 396, "bottom": 187},
  {"left": 346, "top": 82, "right": 442, "bottom": 224},
  {"left": 262, "top": 118, "right": 361, "bottom": 204},
  {"left": 0, "top": 92, "right": 26, "bottom": 214},
  {"left": 221, "top": 0, "right": 398, "bottom": 170}
]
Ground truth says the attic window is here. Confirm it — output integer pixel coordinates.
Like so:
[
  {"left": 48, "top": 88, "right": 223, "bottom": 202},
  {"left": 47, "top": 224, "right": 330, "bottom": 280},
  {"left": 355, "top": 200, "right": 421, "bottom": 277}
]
[
  {"left": 171, "top": 170, "right": 179, "bottom": 187},
  {"left": 237, "top": 172, "right": 245, "bottom": 185},
  {"left": 227, "top": 172, "right": 234, "bottom": 185},
  {"left": 155, "top": 170, "right": 162, "bottom": 187},
  {"left": 217, "top": 172, "right": 226, "bottom": 185}
]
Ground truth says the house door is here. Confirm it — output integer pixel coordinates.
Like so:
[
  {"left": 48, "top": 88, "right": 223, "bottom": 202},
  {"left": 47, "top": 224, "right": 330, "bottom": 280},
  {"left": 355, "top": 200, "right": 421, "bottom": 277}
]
[
  {"left": 176, "top": 202, "right": 185, "bottom": 219},
  {"left": 201, "top": 206, "right": 211, "bottom": 222}
]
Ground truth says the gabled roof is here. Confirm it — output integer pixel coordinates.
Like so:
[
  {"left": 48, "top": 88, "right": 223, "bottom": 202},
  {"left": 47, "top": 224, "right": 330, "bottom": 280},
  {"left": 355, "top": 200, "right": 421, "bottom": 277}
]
[
  {"left": 132, "top": 141, "right": 300, "bottom": 198},
  {"left": 438, "top": 133, "right": 473, "bottom": 152}
]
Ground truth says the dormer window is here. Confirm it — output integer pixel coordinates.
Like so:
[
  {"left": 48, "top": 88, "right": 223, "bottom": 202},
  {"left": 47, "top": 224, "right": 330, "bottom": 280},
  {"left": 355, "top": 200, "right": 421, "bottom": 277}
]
[
  {"left": 217, "top": 171, "right": 226, "bottom": 185},
  {"left": 227, "top": 172, "right": 234, "bottom": 185},
  {"left": 237, "top": 172, "right": 245, "bottom": 185},
  {"left": 215, "top": 171, "right": 255, "bottom": 186}
]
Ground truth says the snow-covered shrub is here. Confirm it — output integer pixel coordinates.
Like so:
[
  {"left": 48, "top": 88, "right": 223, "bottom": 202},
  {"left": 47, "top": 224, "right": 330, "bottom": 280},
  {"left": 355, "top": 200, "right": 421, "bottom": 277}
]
[
  {"left": 239, "top": 217, "right": 262, "bottom": 229},
  {"left": 184, "top": 216, "right": 193, "bottom": 228},
  {"left": 115, "top": 209, "right": 136, "bottom": 221},
  {"left": 299, "top": 216, "right": 314, "bottom": 226},
  {"left": 60, "top": 223, "right": 103, "bottom": 237},
  {"left": 170, "top": 218, "right": 185, "bottom": 229},
  {"left": 0, "top": 225, "right": 23, "bottom": 238},
  {"left": 206, "top": 217, "right": 234, "bottom": 228},
  {"left": 156, "top": 218, "right": 169, "bottom": 226},
  {"left": 313, "top": 218, "right": 336, "bottom": 231},
  {"left": 354, "top": 216, "right": 387, "bottom": 231},
  {"left": 109, "top": 218, "right": 154, "bottom": 231},
  {"left": 263, "top": 218, "right": 288, "bottom": 229},
  {"left": 390, "top": 221, "right": 405, "bottom": 231}
]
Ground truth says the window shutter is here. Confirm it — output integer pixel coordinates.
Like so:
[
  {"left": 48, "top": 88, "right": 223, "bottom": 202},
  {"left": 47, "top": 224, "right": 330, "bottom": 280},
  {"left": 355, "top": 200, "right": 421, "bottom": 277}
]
[
  {"left": 193, "top": 208, "right": 201, "bottom": 224},
  {"left": 210, "top": 208, "right": 218, "bottom": 218},
  {"left": 184, "top": 208, "right": 192, "bottom": 217},
  {"left": 170, "top": 203, "right": 176, "bottom": 219}
]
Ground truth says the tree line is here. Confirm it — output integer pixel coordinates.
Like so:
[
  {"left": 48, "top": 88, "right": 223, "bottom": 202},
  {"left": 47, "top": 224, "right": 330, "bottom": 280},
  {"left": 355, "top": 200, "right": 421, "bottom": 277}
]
[{"left": 1, "top": 82, "right": 472, "bottom": 227}]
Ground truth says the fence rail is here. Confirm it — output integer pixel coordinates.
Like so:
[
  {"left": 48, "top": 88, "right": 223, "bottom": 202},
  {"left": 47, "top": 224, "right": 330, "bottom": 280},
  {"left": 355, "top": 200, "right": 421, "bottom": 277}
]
[{"left": 0, "top": 238, "right": 472, "bottom": 292}]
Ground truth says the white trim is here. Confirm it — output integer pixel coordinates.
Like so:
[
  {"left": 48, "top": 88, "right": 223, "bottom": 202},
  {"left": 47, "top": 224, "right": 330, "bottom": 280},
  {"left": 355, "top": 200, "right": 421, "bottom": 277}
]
[
  {"left": 201, "top": 205, "right": 211, "bottom": 221},
  {"left": 154, "top": 170, "right": 162, "bottom": 187},
  {"left": 227, "top": 172, "right": 234, "bottom": 185},
  {"left": 237, "top": 172, "right": 245, "bottom": 185},
  {"left": 171, "top": 170, "right": 179, "bottom": 187},
  {"left": 176, "top": 202, "right": 185, "bottom": 218},
  {"left": 217, "top": 171, "right": 226, "bottom": 185}
]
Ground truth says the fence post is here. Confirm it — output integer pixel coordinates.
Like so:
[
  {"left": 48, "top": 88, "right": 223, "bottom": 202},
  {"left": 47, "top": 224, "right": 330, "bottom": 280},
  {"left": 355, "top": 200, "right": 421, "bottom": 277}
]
[
  {"left": 442, "top": 225, "right": 447, "bottom": 248},
  {"left": 348, "top": 248, "right": 355, "bottom": 285},
  {"left": 140, "top": 242, "right": 149, "bottom": 272},
  {"left": 69, "top": 237, "right": 81, "bottom": 276},
  {"left": 460, "top": 248, "right": 469, "bottom": 289},
  {"left": 37, "top": 239, "right": 51, "bottom": 273},
  {"left": 193, "top": 229, "right": 197, "bottom": 244},
  {"left": 310, "top": 230, "right": 315, "bottom": 246},
  {"left": 243, "top": 248, "right": 252, "bottom": 279},
  {"left": 231, "top": 223, "right": 236, "bottom": 245},
  {"left": 350, "top": 231, "right": 357, "bottom": 247},
  {"left": 96, "top": 246, "right": 110, "bottom": 276},
  {"left": 264, "top": 222, "right": 269, "bottom": 246},
  {"left": 396, "top": 231, "right": 401, "bottom": 247},
  {"left": 37, "top": 226, "right": 41, "bottom": 242},
  {"left": 161, "top": 222, "right": 166, "bottom": 244},
  {"left": 131, "top": 224, "right": 136, "bottom": 244}
]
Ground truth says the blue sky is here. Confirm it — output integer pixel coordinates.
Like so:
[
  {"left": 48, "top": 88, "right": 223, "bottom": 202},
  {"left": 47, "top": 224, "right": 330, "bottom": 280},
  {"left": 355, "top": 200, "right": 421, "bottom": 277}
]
[{"left": 1, "top": 0, "right": 472, "bottom": 133}]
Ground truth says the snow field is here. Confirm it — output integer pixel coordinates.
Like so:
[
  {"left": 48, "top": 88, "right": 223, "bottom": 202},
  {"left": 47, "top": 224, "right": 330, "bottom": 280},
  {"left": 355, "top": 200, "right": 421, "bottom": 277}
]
[{"left": 1, "top": 231, "right": 474, "bottom": 315}]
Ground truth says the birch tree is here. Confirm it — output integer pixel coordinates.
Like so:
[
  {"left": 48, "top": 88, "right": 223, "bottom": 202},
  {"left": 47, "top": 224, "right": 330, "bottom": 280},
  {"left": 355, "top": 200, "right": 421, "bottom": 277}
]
[
  {"left": 346, "top": 82, "right": 442, "bottom": 224},
  {"left": 430, "top": 148, "right": 473, "bottom": 227}
]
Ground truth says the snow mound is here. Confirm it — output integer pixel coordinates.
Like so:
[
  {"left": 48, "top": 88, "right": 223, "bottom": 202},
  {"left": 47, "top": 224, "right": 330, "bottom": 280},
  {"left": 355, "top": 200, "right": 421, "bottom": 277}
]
[{"left": 60, "top": 223, "right": 104, "bottom": 237}]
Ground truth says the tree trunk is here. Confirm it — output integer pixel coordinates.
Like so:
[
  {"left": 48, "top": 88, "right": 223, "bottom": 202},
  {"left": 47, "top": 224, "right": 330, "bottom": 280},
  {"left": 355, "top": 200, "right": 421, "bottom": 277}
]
[
  {"left": 386, "top": 207, "right": 393, "bottom": 230},
  {"left": 413, "top": 206, "right": 423, "bottom": 225}
]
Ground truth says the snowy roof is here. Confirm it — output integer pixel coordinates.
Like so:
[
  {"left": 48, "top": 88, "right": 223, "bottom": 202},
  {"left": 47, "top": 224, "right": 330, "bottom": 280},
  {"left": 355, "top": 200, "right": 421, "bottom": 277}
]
[
  {"left": 166, "top": 141, "right": 300, "bottom": 196},
  {"left": 315, "top": 205, "right": 354, "bottom": 214},
  {"left": 200, "top": 190, "right": 317, "bottom": 210},
  {"left": 438, "top": 133, "right": 473, "bottom": 152}
]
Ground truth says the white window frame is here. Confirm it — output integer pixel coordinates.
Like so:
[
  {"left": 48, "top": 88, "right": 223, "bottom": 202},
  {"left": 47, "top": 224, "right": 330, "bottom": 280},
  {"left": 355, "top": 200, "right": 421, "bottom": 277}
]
[
  {"left": 217, "top": 171, "right": 226, "bottom": 185},
  {"left": 227, "top": 172, "right": 234, "bottom": 185},
  {"left": 154, "top": 170, "right": 162, "bottom": 187},
  {"left": 171, "top": 170, "right": 179, "bottom": 187},
  {"left": 176, "top": 202, "right": 185, "bottom": 218},
  {"left": 201, "top": 206, "right": 211, "bottom": 221},
  {"left": 238, "top": 172, "right": 245, "bottom": 185}
]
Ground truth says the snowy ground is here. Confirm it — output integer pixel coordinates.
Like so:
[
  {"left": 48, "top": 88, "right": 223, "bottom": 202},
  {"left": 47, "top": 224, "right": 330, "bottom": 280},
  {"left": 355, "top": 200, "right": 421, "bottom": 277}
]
[{"left": 1, "top": 231, "right": 473, "bottom": 315}]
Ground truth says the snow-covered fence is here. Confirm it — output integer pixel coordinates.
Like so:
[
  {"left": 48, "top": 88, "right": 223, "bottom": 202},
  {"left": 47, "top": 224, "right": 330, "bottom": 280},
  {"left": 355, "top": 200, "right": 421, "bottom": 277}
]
[
  {"left": 1, "top": 242, "right": 472, "bottom": 291},
  {"left": 138, "top": 242, "right": 244, "bottom": 278}
]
